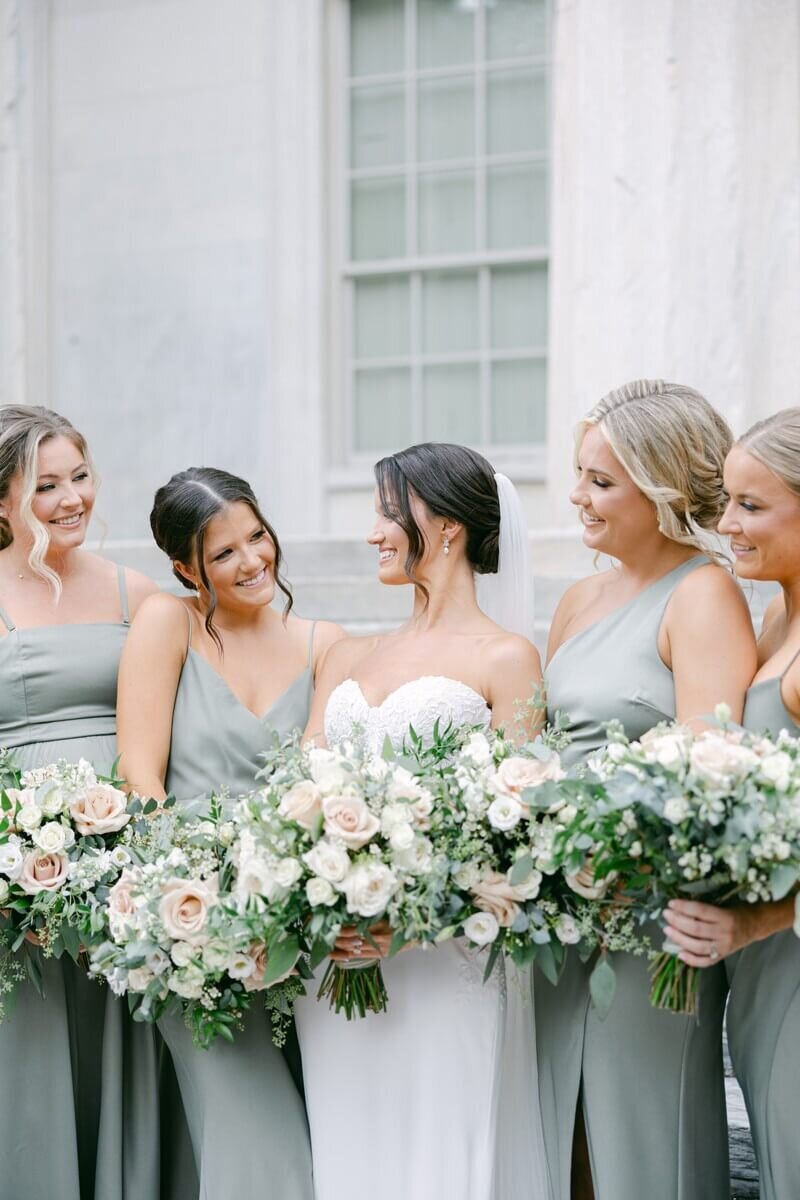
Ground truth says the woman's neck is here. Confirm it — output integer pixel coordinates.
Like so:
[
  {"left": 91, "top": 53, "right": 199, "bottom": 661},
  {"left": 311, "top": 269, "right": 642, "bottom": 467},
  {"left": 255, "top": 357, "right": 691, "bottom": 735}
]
[
  {"left": 614, "top": 538, "right": 701, "bottom": 589},
  {"left": 408, "top": 567, "right": 482, "bottom": 631}
]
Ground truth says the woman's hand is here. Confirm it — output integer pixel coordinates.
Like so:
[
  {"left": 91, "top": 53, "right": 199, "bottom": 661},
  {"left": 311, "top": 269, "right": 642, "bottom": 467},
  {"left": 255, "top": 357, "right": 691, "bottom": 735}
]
[
  {"left": 330, "top": 921, "right": 393, "bottom": 962},
  {"left": 664, "top": 896, "right": 795, "bottom": 966}
]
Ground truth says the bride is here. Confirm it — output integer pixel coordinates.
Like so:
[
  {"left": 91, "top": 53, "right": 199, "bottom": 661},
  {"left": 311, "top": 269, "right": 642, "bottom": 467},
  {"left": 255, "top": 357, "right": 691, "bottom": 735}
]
[{"left": 296, "top": 442, "right": 549, "bottom": 1200}]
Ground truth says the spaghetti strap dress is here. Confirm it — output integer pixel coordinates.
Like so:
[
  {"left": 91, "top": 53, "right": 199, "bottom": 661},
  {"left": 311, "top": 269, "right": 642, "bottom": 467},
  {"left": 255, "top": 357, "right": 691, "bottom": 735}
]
[
  {"left": 725, "top": 657, "right": 800, "bottom": 1200},
  {"left": 156, "top": 612, "right": 316, "bottom": 1200},
  {"left": 536, "top": 557, "right": 730, "bottom": 1200},
  {"left": 0, "top": 565, "right": 163, "bottom": 1200}
]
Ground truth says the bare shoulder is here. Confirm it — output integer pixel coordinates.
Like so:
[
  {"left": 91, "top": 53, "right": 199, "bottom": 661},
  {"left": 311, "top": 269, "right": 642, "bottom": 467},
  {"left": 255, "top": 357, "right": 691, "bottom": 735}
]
[
  {"left": 483, "top": 630, "right": 542, "bottom": 677},
  {"left": 306, "top": 619, "right": 348, "bottom": 678},
  {"left": 669, "top": 561, "right": 751, "bottom": 620},
  {"left": 130, "top": 590, "right": 191, "bottom": 640},
  {"left": 315, "top": 631, "right": 377, "bottom": 682},
  {"left": 548, "top": 570, "right": 613, "bottom": 654},
  {"left": 123, "top": 567, "right": 159, "bottom": 617}
]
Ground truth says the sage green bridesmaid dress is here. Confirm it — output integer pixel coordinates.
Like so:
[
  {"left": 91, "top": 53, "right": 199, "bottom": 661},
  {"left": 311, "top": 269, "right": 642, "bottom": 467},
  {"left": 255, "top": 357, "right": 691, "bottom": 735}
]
[
  {"left": 725, "top": 656, "right": 800, "bottom": 1200},
  {"left": 537, "top": 557, "right": 730, "bottom": 1200},
  {"left": 0, "top": 566, "right": 163, "bottom": 1200},
  {"left": 157, "top": 608, "right": 315, "bottom": 1200}
]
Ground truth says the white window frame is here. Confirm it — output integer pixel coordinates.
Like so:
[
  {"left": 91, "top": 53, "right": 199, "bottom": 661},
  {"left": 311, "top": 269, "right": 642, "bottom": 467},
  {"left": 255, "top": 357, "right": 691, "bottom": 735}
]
[{"left": 326, "top": 0, "right": 551, "bottom": 488}]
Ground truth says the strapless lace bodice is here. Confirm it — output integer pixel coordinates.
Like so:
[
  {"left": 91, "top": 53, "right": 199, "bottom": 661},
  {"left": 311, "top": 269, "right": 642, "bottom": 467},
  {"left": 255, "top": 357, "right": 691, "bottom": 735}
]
[{"left": 324, "top": 676, "right": 491, "bottom": 753}]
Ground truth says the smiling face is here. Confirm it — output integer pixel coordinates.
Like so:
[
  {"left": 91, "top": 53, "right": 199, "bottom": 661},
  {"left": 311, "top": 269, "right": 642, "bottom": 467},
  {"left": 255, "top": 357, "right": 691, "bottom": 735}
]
[
  {"left": 366, "top": 486, "right": 445, "bottom": 586},
  {"left": 570, "top": 423, "right": 660, "bottom": 559},
  {"left": 179, "top": 501, "right": 277, "bottom": 611},
  {"left": 719, "top": 445, "right": 800, "bottom": 583},
  {"left": 1, "top": 434, "right": 95, "bottom": 554}
]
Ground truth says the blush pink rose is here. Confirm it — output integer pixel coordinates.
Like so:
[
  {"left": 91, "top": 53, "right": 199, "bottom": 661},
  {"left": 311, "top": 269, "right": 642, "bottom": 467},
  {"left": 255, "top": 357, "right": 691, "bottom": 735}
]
[
  {"left": 18, "top": 850, "right": 70, "bottom": 895},
  {"left": 278, "top": 780, "right": 322, "bottom": 830},
  {"left": 69, "top": 784, "right": 131, "bottom": 837},
  {"left": 241, "top": 941, "right": 296, "bottom": 992},
  {"left": 471, "top": 870, "right": 522, "bottom": 928},
  {"left": 159, "top": 875, "right": 218, "bottom": 944},
  {"left": 322, "top": 793, "right": 380, "bottom": 849}
]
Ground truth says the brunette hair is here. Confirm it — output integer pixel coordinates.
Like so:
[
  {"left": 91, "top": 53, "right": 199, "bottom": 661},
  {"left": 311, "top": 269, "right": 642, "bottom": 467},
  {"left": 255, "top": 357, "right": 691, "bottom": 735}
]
[
  {"left": 374, "top": 442, "right": 500, "bottom": 586},
  {"left": 150, "top": 467, "right": 292, "bottom": 649}
]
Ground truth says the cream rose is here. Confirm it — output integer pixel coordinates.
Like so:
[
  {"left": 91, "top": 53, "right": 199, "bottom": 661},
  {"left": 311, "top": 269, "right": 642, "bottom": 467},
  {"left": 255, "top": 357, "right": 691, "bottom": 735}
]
[
  {"left": 303, "top": 840, "right": 350, "bottom": 884},
  {"left": 159, "top": 875, "right": 218, "bottom": 944},
  {"left": 392, "top": 837, "right": 433, "bottom": 876},
  {"left": 108, "top": 870, "right": 138, "bottom": 934},
  {"left": 322, "top": 793, "right": 380, "bottom": 849},
  {"left": 33, "top": 821, "right": 70, "bottom": 854},
  {"left": 38, "top": 783, "right": 66, "bottom": 818},
  {"left": 307, "top": 748, "right": 350, "bottom": 793},
  {"left": 274, "top": 858, "right": 304, "bottom": 889},
  {"left": 278, "top": 780, "right": 323, "bottom": 829},
  {"left": 16, "top": 803, "right": 43, "bottom": 833},
  {"left": 471, "top": 871, "right": 521, "bottom": 928},
  {"left": 566, "top": 858, "right": 616, "bottom": 900},
  {"left": 70, "top": 783, "right": 131, "bottom": 837},
  {"left": 18, "top": 850, "right": 70, "bottom": 895},
  {"left": 639, "top": 728, "right": 691, "bottom": 770},
  {"left": 341, "top": 862, "right": 398, "bottom": 917},
  {"left": 306, "top": 876, "right": 337, "bottom": 906},
  {"left": 689, "top": 734, "right": 759, "bottom": 788},
  {"left": 493, "top": 753, "right": 565, "bottom": 797}
]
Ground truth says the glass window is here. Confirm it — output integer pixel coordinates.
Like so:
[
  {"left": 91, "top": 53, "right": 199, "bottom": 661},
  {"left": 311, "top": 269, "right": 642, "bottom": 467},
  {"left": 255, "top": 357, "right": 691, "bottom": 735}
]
[{"left": 344, "top": 0, "right": 551, "bottom": 459}]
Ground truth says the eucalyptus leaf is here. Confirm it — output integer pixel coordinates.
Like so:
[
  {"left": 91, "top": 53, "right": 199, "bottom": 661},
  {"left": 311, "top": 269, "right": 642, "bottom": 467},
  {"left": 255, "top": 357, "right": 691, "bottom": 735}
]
[
  {"left": 263, "top": 935, "right": 300, "bottom": 986},
  {"left": 510, "top": 854, "right": 534, "bottom": 886},
  {"left": 589, "top": 956, "right": 616, "bottom": 1019},
  {"left": 534, "top": 941, "right": 559, "bottom": 985},
  {"left": 770, "top": 864, "right": 799, "bottom": 901}
]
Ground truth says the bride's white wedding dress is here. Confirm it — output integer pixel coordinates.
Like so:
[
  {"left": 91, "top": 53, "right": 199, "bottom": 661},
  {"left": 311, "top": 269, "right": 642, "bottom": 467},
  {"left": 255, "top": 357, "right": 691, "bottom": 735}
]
[{"left": 294, "top": 676, "right": 549, "bottom": 1200}]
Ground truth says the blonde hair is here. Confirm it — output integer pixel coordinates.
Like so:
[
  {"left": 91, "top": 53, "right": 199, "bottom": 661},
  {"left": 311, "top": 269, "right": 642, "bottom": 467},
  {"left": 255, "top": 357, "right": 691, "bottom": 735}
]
[
  {"left": 577, "top": 379, "right": 732, "bottom": 553},
  {"left": 0, "top": 405, "right": 96, "bottom": 598},
  {"left": 738, "top": 407, "right": 800, "bottom": 502}
]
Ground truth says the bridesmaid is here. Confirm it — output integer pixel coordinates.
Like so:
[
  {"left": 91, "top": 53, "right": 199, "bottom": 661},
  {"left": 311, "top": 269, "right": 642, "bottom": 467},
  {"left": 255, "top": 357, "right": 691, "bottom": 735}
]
[
  {"left": 0, "top": 404, "right": 160, "bottom": 1200},
  {"left": 117, "top": 466, "right": 343, "bottom": 1199},
  {"left": 536, "top": 380, "right": 757, "bottom": 1200},
  {"left": 665, "top": 407, "right": 800, "bottom": 1200}
]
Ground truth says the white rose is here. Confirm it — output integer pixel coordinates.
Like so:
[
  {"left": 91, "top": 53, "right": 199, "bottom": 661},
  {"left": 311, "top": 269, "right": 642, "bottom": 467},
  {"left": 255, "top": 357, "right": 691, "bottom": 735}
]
[
  {"left": 387, "top": 768, "right": 427, "bottom": 804},
  {"left": 218, "top": 821, "right": 236, "bottom": 846},
  {"left": 169, "top": 968, "right": 205, "bottom": 1000},
  {"left": 322, "top": 793, "right": 380, "bottom": 849},
  {"left": 364, "top": 756, "right": 389, "bottom": 782},
  {"left": 228, "top": 952, "right": 257, "bottom": 980},
  {"left": 389, "top": 822, "right": 415, "bottom": 851},
  {"left": 341, "top": 862, "right": 398, "bottom": 918},
  {"left": 16, "top": 803, "right": 43, "bottom": 833},
  {"left": 463, "top": 911, "right": 500, "bottom": 946},
  {"left": 303, "top": 840, "right": 350, "bottom": 884},
  {"left": 760, "top": 752, "right": 793, "bottom": 791},
  {"left": 453, "top": 861, "right": 482, "bottom": 890},
  {"left": 38, "top": 784, "right": 66, "bottom": 818},
  {"left": 274, "top": 858, "right": 304, "bottom": 889},
  {"left": 487, "top": 796, "right": 525, "bottom": 832},
  {"left": 236, "top": 856, "right": 285, "bottom": 903},
  {"left": 278, "top": 780, "right": 323, "bottom": 830},
  {"left": 690, "top": 734, "right": 758, "bottom": 788},
  {"left": 69, "top": 783, "right": 131, "bottom": 837},
  {"left": 171, "top": 941, "right": 196, "bottom": 968},
  {"left": 127, "top": 966, "right": 155, "bottom": 992},
  {"left": 392, "top": 837, "right": 433, "bottom": 875},
  {"left": 306, "top": 876, "right": 337, "bottom": 906},
  {"left": 663, "top": 796, "right": 691, "bottom": 823},
  {"left": 639, "top": 729, "right": 690, "bottom": 771},
  {"left": 0, "top": 879, "right": 9, "bottom": 904},
  {"left": 380, "top": 804, "right": 412, "bottom": 836},
  {"left": 307, "top": 748, "right": 350, "bottom": 793},
  {"left": 159, "top": 875, "right": 218, "bottom": 944},
  {"left": 462, "top": 732, "right": 493, "bottom": 765},
  {"left": 0, "top": 839, "right": 24, "bottom": 880},
  {"left": 33, "top": 821, "right": 68, "bottom": 854},
  {"left": 555, "top": 914, "right": 581, "bottom": 944}
]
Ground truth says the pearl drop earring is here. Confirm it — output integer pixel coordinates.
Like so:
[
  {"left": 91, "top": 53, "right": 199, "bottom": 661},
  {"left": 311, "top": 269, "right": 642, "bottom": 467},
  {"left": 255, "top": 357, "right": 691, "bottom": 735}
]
[{"left": 443, "top": 536, "right": 450, "bottom": 556}]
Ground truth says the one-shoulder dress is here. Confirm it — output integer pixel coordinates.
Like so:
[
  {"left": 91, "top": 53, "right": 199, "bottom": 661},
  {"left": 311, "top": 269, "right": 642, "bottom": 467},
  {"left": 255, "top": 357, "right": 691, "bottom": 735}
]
[
  {"left": 536, "top": 558, "right": 730, "bottom": 1200},
  {"left": 157, "top": 611, "right": 316, "bottom": 1200},
  {"left": 725, "top": 657, "right": 800, "bottom": 1200},
  {"left": 0, "top": 567, "right": 162, "bottom": 1200}
]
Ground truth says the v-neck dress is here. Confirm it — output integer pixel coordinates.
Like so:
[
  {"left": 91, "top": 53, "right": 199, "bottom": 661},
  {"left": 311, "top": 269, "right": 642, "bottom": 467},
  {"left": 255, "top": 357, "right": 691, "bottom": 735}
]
[
  {"left": 536, "top": 557, "right": 730, "bottom": 1200},
  {"left": 157, "top": 616, "right": 316, "bottom": 1200},
  {"left": 0, "top": 567, "right": 162, "bottom": 1200},
  {"left": 725, "top": 661, "right": 800, "bottom": 1200}
]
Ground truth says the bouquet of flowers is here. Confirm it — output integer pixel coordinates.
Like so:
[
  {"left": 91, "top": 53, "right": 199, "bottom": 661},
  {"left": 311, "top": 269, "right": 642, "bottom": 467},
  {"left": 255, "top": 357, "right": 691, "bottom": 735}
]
[
  {"left": 88, "top": 799, "right": 305, "bottom": 1048},
  {"left": 0, "top": 748, "right": 135, "bottom": 1015},
  {"left": 553, "top": 707, "right": 800, "bottom": 1013},
  {"left": 420, "top": 727, "right": 595, "bottom": 985},
  {"left": 233, "top": 724, "right": 590, "bottom": 1020},
  {"left": 232, "top": 736, "right": 454, "bottom": 1019}
]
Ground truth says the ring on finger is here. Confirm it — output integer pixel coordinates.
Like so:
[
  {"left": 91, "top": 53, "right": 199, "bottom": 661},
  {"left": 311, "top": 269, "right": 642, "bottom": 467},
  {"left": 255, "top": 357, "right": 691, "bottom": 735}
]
[{"left": 708, "top": 943, "right": 720, "bottom": 961}]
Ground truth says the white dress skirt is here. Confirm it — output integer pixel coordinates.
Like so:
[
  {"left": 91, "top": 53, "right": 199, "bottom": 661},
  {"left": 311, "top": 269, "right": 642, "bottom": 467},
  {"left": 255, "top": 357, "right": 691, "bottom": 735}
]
[{"left": 294, "top": 677, "right": 548, "bottom": 1200}]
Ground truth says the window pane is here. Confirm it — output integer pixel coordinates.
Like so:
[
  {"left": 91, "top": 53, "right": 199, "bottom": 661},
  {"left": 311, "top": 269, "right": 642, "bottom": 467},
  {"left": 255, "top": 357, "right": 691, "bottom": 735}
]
[
  {"left": 491, "top": 264, "right": 547, "bottom": 349},
  {"left": 423, "top": 364, "right": 481, "bottom": 442},
  {"left": 422, "top": 270, "right": 479, "bottom": 354},
  {"left": 419, "top": 170, "right": 475, "bottom": 255},
  {"left": 351, "top": 177, "right": 406, "bottom": 260},
  {"left": 354, "top": 368, "right": 412, "bottom": 450},
  {"left": 350, "top": 0, "right": 405, "bottom": 77},
  {"left": 418, "top": 76, "right": 474, "bottom": 163},
  {"left": 417, "top": 0, "right": 474, "bottom": 69},
  {"left": 487, "top": 162, "right": 547, "bottom": 249},
  {"left": 487, "top": 68, "right": 547, "bottom": 156},
  {"left": 351, "top": 84, "right": 405, "bottom": 169},
  {"left": 355, "top": 277, "right": 410, "bottom": 358},
  {"left": 487, "top": 0, "right": 548, "bottom": 61},
  {"left": 491, "top": 359, "right": 547, "bottom": 443}
]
